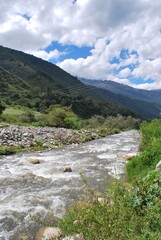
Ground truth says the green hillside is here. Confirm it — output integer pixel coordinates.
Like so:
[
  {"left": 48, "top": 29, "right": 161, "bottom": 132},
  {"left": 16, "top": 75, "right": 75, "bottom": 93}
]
[{"left": 0, "top": 45, "right": 135, "bottom": 119}]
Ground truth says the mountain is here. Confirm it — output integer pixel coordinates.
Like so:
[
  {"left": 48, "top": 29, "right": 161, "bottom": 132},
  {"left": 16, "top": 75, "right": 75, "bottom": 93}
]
[
  {"left": 80, "top": 78, "right": 161, "bottom": 105},
  {"left": 0, "top": 45, "right": 134, "bottom": 119},
  {"left": 80, "top": 78, "right": 161, "bottom": 119}
]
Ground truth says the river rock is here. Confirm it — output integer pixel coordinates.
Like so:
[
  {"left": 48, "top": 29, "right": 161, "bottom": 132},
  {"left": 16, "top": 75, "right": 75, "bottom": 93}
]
[
  {"left": 123, "top": 153, "right": 137, "bottom": 160},
  {"left": 35, "top": 227, "right": 61, "bottom": 240},
  {"left": 29, "top": 159, "right": 41, "bottom": 164},
  {"left": 18, "top": 235, "right": 29, "bottom": 240},
  {"left": 156, "top": 160, "right": 161, "bottom": 169},
  {"left": 63, "top": 167, "right": 72, "bottom": 173}
]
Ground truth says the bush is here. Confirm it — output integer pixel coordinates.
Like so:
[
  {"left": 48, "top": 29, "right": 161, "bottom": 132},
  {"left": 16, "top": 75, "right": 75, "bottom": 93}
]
[
  {"left": 19, "top": 111, "right": 36, "bottom": 123},
  {"left": 2, "top": 113, "right": 20, "bottom": 123},
  {"left": 80, "top": 114, "right": 140, "bottom": 131},
  {"left": 47, "top": 107, "right": 80, "bottom": 129}
]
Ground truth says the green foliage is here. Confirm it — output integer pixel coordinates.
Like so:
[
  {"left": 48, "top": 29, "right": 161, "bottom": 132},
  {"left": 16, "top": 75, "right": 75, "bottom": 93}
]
[
  {"left": 2, "top": 113, "right": 20, "bottom": 124},
  {"left": 80, "top": 114, "right": 141, "bottom": 136},
  {"left": 126, "top": 119, "right": 161, "bottom": 180},
  {"left": 141, "top": 119, "right": 161, "bottom": 149},
  {"left": 19, "top": 111, "right": 36, "bottom": 123},
  {"left": 47, "top": 106, "right": 80, "bottom": 129},
  {"left": 130, "top": 170, "right": 161, "bottom": 214},
  {"left": 2, "top": 106, "right": 39, "bottom": 125},
  {"left": 0, "top": 146, "right": 19, "bottom": 155},
  {"left": 58, "top": 173, "right": 161, "bottom": 240},
  {"left": 0, "top": 144, "right": 47, "bottom": 155}
]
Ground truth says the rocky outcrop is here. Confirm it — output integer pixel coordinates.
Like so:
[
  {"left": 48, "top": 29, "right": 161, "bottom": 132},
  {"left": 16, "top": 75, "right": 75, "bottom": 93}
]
[{"left": 0, "top": 125, "right": 100, "bottom": 150}]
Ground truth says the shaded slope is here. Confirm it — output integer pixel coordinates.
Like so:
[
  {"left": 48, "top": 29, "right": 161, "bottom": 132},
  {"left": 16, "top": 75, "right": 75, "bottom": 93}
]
[
  {"left": 80, "top": 78, "right": 161, "bottom": 105},
  {"left": 80, "top": 78, "right": 161, "bottom": 119}
]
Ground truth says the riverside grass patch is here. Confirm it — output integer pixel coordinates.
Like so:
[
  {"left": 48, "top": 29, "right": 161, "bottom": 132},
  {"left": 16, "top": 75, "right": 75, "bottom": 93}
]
[
  {"left": 126, "top": 119, "right": 161, "bottom": 180},
  {"left": 58, "top": 171, "right": 161, "bottom": 240}
]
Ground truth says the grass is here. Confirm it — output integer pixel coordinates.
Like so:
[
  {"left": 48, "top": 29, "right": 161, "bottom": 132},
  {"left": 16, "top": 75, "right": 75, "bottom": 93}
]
[
  {"left": 58, "top": 173, "right": 161, "bottom": 240},
  {"left": 0, "top": 144, "right": 48, "bottom": 155},
  {"left": 3, "top": 107, "right": 25, "bottom": 115},
  {"left": 1, "top": 106, "right": 42, "bottom": 125},
  {"left": 126, "top": 119, "right": 161, "bottom": 181}
]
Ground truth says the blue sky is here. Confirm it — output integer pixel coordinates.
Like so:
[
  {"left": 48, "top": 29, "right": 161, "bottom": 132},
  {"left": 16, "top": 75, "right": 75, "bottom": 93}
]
[
  {"left": 45, "top": 41, "right": 93, "bottom": 63},
  {"left": 0, "top": 0, "right": 161, "bottom": 90}
]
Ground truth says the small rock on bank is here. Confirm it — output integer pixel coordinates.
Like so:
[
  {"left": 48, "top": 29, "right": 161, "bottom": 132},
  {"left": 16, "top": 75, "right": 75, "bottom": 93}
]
[{"left": 35, "top": 227, "right": 61, "bottom": 240}]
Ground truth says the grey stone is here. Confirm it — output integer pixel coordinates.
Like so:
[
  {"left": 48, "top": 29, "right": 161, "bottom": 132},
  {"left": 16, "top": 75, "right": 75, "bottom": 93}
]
[{"left": 156, "top": 160, "right": 161, "bottom": 169}]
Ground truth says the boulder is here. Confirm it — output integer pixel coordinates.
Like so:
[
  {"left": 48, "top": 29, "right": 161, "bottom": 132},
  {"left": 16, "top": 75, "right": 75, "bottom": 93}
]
[
  {"left": 35, "top": 227, "right": 61, "bottom": 240},
  {"left": 63, "top": 167, "right": 72, "bottom": 173}
]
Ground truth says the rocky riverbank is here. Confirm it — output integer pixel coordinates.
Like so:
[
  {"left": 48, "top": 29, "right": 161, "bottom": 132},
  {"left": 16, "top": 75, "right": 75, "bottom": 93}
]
[{"left": 0, "top": 125, "right": 100, "bottom": 150}]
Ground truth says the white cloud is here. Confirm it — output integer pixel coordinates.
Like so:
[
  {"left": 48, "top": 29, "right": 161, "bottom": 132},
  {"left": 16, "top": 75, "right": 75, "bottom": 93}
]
[
  {"left": 119, "top": 68, "right": 131, "bottom": 78},
  {"left": 29, "top": 49, "right": 61, "bottom": 61},
  {"left": 0, "top": 0, "right": 161, "bottom": 89}
]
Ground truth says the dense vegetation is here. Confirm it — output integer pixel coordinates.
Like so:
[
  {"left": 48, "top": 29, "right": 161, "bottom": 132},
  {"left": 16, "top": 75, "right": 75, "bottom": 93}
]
[
  {"left": 56, "top": 119, "right": 161, "bottom": 239},
  {"left": 1, "top": 105, "right": 140, "bottom": 131}
]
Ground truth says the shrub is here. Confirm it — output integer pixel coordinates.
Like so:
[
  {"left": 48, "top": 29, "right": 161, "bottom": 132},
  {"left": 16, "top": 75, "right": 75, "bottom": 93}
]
[
  {"left": 80, "top": 114, "right": 140, "bottom": 132},
  {"left": 19, "top": 111, "right": 36, "bottom": 123},
  {"left": 47, "top": 107, "right": 80, "bottom": 129}
]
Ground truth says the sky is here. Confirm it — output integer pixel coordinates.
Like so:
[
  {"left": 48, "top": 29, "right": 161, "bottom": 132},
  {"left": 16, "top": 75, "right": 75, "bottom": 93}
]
[{"left": 0, "top": 0, "right": 161, "bottom": 90}]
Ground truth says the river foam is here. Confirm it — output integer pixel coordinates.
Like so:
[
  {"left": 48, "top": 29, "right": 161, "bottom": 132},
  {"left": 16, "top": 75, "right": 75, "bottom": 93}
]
[{"left": 0, "top": 130, "right": 140, "bottom": 239}]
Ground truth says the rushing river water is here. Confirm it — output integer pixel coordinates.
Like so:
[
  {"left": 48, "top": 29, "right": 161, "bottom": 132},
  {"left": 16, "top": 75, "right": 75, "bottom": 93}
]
[{"left": 0, "top": 130, "right": 140, "bottom": 239}]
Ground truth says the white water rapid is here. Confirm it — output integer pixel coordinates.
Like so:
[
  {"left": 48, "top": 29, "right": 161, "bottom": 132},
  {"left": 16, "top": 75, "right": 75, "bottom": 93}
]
[{"left": 0, "top": 130, "right": 140, "bottom": 239}]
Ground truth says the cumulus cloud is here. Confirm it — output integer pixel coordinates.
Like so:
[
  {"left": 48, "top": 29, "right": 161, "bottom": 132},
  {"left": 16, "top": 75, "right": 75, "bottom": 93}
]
[
  {"left": 29, "top": 49, "right": 61, "bottom": 61},
  {"left": 119, "top": 68, "right": 131, "bottom": 78},
  {"left": 0, "top": 0, "right": 161, "bottom": 89}
]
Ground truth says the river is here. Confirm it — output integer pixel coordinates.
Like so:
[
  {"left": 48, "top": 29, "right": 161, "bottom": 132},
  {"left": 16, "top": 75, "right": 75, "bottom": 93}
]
[{"left": 0, "top": 130, "right": 140, "bottom": 239}]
